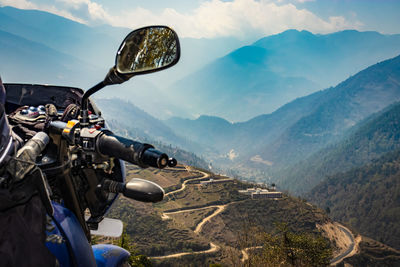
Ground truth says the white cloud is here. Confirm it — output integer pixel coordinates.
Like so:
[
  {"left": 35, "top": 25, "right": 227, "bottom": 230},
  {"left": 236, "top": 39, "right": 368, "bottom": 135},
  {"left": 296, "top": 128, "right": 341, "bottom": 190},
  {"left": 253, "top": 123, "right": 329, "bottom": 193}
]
[
  {"left": 0, "top": 0, "right": 36, "bottom": 9},
  {"left": 104, "top": 0, "right": 362, "bottom": 38},
  {"left": 55, "top": 0, "right": 111, "bottom": 21},
  {"left": 0, "top": 0, "right": 362, "bottom": 39},
  {"left": 0, "top": 0, "right": 87, "bottom": 23}
]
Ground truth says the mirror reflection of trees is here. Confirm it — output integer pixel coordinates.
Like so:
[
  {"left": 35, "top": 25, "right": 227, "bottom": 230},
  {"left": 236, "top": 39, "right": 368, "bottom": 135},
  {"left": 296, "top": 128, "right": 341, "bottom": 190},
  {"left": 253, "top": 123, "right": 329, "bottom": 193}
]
[{"left": 117, "top": 27, "right": 178, "bottom": 74}]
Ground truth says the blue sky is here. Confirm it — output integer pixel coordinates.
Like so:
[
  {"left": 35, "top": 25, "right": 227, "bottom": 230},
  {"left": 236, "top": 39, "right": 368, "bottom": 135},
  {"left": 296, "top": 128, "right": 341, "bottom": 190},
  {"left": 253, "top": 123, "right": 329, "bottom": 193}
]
[{"left": 0, "top": 0, "right": 399, "bottom": 40}]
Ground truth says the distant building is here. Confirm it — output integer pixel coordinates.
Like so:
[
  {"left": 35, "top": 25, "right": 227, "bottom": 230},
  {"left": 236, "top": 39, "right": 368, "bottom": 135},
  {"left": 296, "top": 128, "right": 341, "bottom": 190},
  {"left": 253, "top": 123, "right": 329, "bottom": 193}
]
[
  {"left": 251, "top": 191, "right": 282, "bottom": 199},
  {"left": 239, "top": 187, "right": 283, "bottom": 199},
  {"left": 238, "top": 188, "right": 258, "bottom": 195}
]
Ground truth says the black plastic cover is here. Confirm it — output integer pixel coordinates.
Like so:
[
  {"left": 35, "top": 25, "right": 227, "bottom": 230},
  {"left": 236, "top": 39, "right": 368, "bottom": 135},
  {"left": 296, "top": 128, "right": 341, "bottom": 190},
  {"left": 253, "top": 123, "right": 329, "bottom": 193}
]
[{"left": 4, "top": 84, "right": 83, "bottom": 110}]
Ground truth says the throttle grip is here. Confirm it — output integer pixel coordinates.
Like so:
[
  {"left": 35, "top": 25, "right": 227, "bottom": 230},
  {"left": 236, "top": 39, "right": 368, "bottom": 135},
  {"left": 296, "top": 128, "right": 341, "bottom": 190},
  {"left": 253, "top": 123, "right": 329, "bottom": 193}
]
[{"left": 96, "top": 131, "right": 169, "bottom": 169}]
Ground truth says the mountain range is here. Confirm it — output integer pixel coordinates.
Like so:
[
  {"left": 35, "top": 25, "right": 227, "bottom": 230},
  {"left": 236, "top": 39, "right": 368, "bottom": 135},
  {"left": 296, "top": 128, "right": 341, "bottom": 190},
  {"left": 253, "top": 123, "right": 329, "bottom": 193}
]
[
  {"left": 167, "top": 54, "right": 400, "bottom": 178},
  {"left": 169, "top": 29, "right": 400, "bottom": 121},
  {"left": 3, "top": 6, "right": 400, "bottom": 123},
  {"left": 94, "top": 98, "right": 207, "bottom": 156}
]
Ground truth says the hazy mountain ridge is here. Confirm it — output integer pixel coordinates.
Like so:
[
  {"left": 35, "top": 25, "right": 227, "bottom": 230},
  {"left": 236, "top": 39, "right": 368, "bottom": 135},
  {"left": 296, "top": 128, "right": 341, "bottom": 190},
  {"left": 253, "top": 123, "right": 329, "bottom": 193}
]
[
  {"left": 170, "top": 29, "right": 400, "bottom": 121},
  {"left": 170, "top": 42, "right": 319, "bottom": 121},
  {"left": 168, "top": 54, "right": 400, "bottom": 180},
  {"left": 253, "top": 30, "right": 400, "bottom": 86},
  {"left": 166, "top": 115, "right": 233, "bottom": 153},
  {"left": 0, "top": 6, "right": 124, "bottom": 69},
  {"left": 0, "top": 28, "right": 98, "bottom": 85},
  {"left": 0, "top": 6, "right": 120, "bottom": 88},
  {"left": 256, "top": 54, "right": 400, "bottom": 167},
  {"left": 94, "top": 98, "right": 208, "bottom": 156},
  {"left": 167, "top": 89, "right": 327, "bottom": 155}
]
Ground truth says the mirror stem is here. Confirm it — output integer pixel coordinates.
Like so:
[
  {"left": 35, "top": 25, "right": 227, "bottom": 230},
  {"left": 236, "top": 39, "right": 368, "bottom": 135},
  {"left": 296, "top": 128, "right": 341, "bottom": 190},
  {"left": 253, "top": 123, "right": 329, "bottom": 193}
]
[
  {"left": 81, "top": 81, "right": 106, "bottom": 126},
  {"left": 80, "top": 67, "right": 134, "bottom": 126}
]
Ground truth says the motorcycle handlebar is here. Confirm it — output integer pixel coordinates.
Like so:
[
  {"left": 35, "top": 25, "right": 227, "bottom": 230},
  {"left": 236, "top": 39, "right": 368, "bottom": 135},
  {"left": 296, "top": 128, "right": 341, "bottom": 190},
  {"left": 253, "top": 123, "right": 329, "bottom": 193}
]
[{"left": 96, "top": 131, "right": 169, "bottom": 169}]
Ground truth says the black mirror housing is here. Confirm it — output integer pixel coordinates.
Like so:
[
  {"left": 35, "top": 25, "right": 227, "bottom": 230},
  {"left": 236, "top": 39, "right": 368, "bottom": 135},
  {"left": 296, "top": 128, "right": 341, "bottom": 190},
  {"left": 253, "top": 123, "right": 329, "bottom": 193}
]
[{"left": 123, "top": 178, "right": 165, "bottom": 203}]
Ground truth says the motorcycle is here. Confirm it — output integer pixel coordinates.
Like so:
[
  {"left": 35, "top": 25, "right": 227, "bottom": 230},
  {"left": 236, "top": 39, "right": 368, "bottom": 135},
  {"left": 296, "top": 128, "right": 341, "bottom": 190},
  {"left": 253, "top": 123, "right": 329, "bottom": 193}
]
[{"left": 3, "top": 25, "right": 180, "bottom": 267}]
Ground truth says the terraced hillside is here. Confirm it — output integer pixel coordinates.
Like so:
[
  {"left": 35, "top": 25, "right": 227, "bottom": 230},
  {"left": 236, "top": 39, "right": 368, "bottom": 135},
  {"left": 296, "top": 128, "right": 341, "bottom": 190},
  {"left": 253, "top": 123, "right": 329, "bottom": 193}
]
[{"left": 107, "top": 164, "right": 400, "bottom": 266}]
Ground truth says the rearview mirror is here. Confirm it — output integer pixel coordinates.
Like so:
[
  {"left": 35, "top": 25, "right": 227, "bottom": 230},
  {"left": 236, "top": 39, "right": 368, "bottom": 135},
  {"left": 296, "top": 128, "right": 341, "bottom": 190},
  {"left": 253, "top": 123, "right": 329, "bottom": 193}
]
[
  {"left": 116, "top": 26, "right": 180, "bottom": 75},
  {"left": 81, "top": 25, "right": 180, "bottom": 119}
]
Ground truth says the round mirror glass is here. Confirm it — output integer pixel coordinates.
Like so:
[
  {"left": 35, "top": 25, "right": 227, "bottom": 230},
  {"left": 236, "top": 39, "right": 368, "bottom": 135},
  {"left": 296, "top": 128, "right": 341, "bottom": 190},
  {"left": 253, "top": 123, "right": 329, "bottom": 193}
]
[{"left": 116, "top": 26, "right": 180, "bottom": 74}]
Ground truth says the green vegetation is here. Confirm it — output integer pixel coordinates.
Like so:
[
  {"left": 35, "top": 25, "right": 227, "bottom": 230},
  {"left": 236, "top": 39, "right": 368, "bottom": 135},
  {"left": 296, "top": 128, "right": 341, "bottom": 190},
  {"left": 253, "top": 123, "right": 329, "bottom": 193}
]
[
  {"left": 202, "top": 197, "right": 328, "bottom": 247},
  {"left": 247, "top": 223, "right": 332, "bottom": 267},
  {"left": 308, "top": 150, "right": 400, "bottom": 250},
  {"left": 117, "top": 232, "right": 153, "bottom": 267}
]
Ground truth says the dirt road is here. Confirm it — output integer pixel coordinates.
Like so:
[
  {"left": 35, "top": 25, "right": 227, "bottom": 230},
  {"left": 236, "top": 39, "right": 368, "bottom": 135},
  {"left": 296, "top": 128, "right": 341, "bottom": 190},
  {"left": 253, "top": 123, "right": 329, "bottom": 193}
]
[
  {"left": 164, "top": 168, "right": 209, "bottom": 197},
  {"left": 329, "top": 224, "right": 360, "bottom": 265},
  {"left": 162, "top": 205, "right": 217, "bottom": 220},
  {"left": 317, "top": 222, "right": 360, "bottom": 266},
  {"left": 153, "top": 168, "right": 232, "bottom": 259},
  {"left": 194, "top": 205, "right": 226, "bottom": 234},
  {"left": 150, "top": 242, "right": 219, "bottom": 259}
]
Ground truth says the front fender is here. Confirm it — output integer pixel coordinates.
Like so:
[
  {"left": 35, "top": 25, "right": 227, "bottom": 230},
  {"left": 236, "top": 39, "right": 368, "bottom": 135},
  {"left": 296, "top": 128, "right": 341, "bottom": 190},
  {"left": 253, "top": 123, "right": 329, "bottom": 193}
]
[{"left": 92, "top": 244, "right": 130, "bottom": 267}]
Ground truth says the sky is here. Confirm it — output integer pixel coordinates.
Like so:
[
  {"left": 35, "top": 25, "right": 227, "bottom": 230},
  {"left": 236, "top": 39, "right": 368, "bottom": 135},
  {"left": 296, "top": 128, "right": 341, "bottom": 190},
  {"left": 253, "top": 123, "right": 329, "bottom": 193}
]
[{"left": 0, "top": 0, "right": 399, "bottom": 41}]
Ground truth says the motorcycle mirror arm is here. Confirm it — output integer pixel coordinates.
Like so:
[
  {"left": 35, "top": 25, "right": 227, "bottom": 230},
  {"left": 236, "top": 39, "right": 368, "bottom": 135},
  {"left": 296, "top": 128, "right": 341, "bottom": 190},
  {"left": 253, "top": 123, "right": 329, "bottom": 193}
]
[{"left": 80, "top": 66, "right": 134, "bottom": 126}]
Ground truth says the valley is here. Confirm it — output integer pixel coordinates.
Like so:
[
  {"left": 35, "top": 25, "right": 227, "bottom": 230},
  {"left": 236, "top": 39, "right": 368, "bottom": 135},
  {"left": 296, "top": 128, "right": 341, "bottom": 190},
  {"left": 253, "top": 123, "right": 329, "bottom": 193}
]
[{"left": 107, "top": 164, "right": 400, "bottom": 266}]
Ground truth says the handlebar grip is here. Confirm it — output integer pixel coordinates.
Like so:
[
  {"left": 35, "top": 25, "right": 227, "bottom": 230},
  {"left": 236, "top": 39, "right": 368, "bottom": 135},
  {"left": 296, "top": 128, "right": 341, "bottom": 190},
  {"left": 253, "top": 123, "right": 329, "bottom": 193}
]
[
  {"left": 141, "top": 148, "right": 169, "bottom": 169},
  {"left": 96, "top": 131, "right": 168, "bottom": 169}
]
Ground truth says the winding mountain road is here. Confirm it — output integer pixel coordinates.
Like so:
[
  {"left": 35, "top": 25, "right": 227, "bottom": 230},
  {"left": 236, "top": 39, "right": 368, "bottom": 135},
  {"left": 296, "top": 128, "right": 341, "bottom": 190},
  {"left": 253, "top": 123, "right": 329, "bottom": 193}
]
[
  {"left": 194, "top": 205, "right": 226, "bottom": 234},
  {"left": 151, "top": 167, "right": 223, "bottom": 259},
  {"left": 150, "top": 242, "right": 220, "bottom": 260},
  {"left": 162, "top": 205, "right": 218, "bottom": 220},
  {"left": 153, "top": 167, "right": 359, "bottom": 263},
  {"left": 164, "top": 167, "right": 210, "bottom": 197},
  {"left": 329, "top": 224, "right": 359, "bottom": 265}
]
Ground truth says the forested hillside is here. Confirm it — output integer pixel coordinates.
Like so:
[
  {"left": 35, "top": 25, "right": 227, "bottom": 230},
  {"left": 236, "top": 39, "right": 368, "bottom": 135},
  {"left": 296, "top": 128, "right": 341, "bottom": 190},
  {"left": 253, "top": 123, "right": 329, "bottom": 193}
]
[
  {"left": 308, "top": 150, "right": 400, "bottom": 250},
  {"left": 278, "top": 101, "right": 400, "bottom": 194},
  {"left": 256, "top": 54, "right": 400, "bottom": 168}
]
